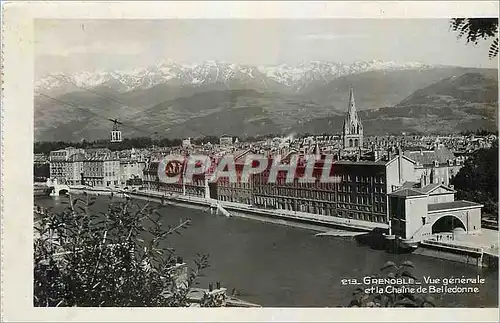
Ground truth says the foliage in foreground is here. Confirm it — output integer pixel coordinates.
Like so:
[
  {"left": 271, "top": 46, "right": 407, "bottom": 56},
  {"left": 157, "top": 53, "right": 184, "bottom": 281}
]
[
  {"left": 349, "top": 261, "right": 436, "bottom": 308},
  {"left": 34, "top": 194, "right": 220, "bottom": 307},
  {"left": 450, "top": 18, "right": 499, "bottom": 58},
  {"left": 451, "top": 140, "right": 498, "bottom": 220}
]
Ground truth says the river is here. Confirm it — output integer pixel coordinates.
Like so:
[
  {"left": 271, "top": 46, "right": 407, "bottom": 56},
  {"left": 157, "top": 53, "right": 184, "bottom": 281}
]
[{"left": 35, "top": 195, "right": 498, "bottom": 308}]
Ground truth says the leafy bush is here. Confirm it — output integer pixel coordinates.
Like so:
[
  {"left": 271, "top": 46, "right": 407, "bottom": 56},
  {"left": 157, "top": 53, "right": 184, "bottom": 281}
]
[
  {"left": 451, "top": 140, "right": 499, "bottom": 220},
  {"left": 450, "top": 18, "right": 499, "bottom": 58},
  {"left": 34, "top": 193, "right": 215, "bottom": 307},
  {"left": 348, "top": 261, "right": 436, "bottom": 307}
]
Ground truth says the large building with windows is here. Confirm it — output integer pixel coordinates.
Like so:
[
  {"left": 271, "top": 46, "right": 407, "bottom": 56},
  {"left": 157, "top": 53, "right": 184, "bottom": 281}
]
[
  {"left": 209, "top": 150, "right": 254, "bottom": 204},
  {"left": 49, "top": 147, "right": 85, "bottom": 184},
  {"left": 403, "top": 145, "right": 465, "bottom": 186},
  {"left": 119, "top": 160, "right": 146, "bottom": 186},
  {"left": 143, "top": 159, "right": 206, "bottom": 198},
  {"left": 251, "top": 151, "right": 416, "bottom": 224},
  {"left": 82, "top": 154, "right": 120, "bottom": 187},
  {"left": 48, "top": 147, "right": 143, "bottom": 188}
]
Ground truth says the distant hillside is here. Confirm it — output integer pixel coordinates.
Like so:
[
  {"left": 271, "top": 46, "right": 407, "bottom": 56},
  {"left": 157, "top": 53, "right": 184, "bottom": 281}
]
[
  {"left": 131, "top": 89, "right": 337, "bottom": 137},
  {"left": 35, "top": 89, "right": 335, "bottom": 141},
  {"left": 303, "top": 67, "right": 498, "bottom": 111},
  {"left": 34, "top": 65, "right": 498, "bottom": 141},
  {"left": 397, "top": 72, "right": 498, "bottom": 107},
  {"left": 297, "top": 72, "right": 498, "bottom": 135},
  {"left": 295, "top": 104, "right": 497, "bottom": 136}
]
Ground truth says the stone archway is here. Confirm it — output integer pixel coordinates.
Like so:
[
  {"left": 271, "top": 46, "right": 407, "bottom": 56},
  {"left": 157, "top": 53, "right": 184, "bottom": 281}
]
[
  {"left": 349, "top": 139, "right": 353, "bottom": 147},
  {"left": 431, "top": 215, "right": 466, "bottom": 234}
]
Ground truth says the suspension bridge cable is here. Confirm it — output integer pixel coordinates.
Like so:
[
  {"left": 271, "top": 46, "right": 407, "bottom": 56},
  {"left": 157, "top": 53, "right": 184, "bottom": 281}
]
[
  {"left": 36, "top": 92, "right": 159, "bottom": 138},
  {"left": 49, "top": 76, "right": 213, "bottom": 139},
  {"left": 52, "top": 75, "right": 144, "bottom": 114}
]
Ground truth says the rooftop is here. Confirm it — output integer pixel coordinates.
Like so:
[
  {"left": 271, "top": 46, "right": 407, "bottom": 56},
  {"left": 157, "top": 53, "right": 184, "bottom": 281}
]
[
  {"left": 428, "top": 200, "right": 483, "bottom": 212},
  {"left": 333, "top": 160, "right": 387, "bottom": 166},
  {"left": 403, "top": 147, "right": 455, "bottom": 165},
  {"left": 419, "top": 183, "right": 441, "bottom": 194},
  {"left": 401, "top": 181, "right": 419, "bottom": 189},
  {"left": 389, "top": 188, "right": 427, "bottom": 197}
]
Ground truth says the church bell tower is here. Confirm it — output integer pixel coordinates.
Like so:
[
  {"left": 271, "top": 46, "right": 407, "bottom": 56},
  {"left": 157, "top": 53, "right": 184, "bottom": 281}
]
[{"left": 342, "top": 88, "right": 363, "bottom": 150}]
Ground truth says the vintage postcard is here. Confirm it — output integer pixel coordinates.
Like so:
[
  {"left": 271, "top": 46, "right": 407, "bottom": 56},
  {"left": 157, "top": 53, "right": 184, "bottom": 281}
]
[{"left": 1, "top": 1, "right": 499, "bottom": 322}]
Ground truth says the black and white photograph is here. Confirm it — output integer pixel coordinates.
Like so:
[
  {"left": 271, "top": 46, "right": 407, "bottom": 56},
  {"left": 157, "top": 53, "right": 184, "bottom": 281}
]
[{"left": 1, "top": 1, "right": 500, "bottom": 321}]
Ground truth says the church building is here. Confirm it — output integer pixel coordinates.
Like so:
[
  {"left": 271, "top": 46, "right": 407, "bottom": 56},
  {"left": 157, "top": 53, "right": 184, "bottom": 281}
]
[{"left": 342, "top": 88, "right": 364, "bottom": 150}]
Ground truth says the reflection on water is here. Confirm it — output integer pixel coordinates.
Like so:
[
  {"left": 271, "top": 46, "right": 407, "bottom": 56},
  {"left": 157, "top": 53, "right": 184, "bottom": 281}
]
[{"left": 35, "top": 195, "right": 499, "bottom": 307}]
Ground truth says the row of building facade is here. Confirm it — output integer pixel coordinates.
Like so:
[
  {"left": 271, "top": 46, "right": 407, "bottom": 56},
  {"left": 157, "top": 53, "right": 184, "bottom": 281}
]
[{"left": 46, "top": 147, "right": 145, "bottom": 187}]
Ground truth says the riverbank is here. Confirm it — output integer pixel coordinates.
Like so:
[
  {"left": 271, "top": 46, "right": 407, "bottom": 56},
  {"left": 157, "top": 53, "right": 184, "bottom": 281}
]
[
  {"left": 44, "top": 186, "right": 498, "bottom": 267},
  {"left": 34, "top": 194, "right": 499, "bottom": 307}
]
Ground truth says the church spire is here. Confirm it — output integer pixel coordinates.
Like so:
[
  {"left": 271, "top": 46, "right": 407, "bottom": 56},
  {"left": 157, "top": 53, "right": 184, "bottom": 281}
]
[
  {"left": 342, "top": 87, "right": 364, "bottom": 150},
  {"left": 349, "top": 87, "right": 355, "bottom": 109},
  {"left": 348, "top": 87, "right": 357, "bottom": 121}
]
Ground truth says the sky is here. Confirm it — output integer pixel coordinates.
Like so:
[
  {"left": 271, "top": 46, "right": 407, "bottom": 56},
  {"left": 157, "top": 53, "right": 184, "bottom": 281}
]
[{"left": 35, "top": 19, "right": 498, "bottom": 77}]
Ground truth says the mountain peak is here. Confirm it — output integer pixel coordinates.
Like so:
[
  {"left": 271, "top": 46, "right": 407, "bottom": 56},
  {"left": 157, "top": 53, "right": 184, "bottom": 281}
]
[{"left": 35, "top": 60, "right": 440, "bottom": 95}]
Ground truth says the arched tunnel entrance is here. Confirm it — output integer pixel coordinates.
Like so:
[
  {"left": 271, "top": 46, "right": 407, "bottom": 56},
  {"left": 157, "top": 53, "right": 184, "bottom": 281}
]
[
  {"left": 58, "top": 189, "right": 69, "bottom": 196},
  {"left": 432, "top": 215, "right": 466, "bottom": 234}
]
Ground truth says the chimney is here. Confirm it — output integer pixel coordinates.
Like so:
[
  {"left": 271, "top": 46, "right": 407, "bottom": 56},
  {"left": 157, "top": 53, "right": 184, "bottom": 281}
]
[
  {"left": 371, "top": 144, "right": 379, "bottom": 161},
  {"left": 398, "top": 149, "right": 403, "bottom": 184}
]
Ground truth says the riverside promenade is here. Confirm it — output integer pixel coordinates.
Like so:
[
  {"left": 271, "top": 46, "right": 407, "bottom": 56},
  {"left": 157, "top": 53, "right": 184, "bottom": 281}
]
[
  {"left": 47, "top": 185, "right": 498, "bottom": 267},
  {"left": 132, "top": 189, "right": 387, "bottom": 233},
  {"left": 65, "top": 185, "right": 386, "bottom": 233}
]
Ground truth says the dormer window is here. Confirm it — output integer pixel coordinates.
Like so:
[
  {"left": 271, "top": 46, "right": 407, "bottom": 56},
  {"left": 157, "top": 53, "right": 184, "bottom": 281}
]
[{"left": 434, "top": 160, "right": 439, "bottom": 167}]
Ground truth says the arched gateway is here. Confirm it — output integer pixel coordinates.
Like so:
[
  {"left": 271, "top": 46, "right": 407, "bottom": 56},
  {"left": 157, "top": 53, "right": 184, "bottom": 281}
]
[{"left": 431, "top": 214, "right": 467, "bottom": 234}]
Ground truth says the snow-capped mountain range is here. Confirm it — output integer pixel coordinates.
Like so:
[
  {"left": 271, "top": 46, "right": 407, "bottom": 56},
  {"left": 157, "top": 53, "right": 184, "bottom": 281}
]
[{"left": 35, "top": 60, "right": 441, "bottom": 94}]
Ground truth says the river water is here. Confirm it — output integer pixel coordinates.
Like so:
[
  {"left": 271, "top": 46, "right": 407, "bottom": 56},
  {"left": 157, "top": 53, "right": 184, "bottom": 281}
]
[{"left": 35, "top": 195, "right": 498, "bottom": 308}]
